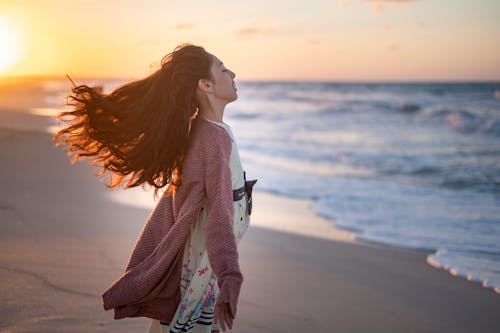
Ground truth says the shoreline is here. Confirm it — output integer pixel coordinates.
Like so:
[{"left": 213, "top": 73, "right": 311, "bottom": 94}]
[{"left": 248, "top": 189, "right": 500, "bottom": 296}]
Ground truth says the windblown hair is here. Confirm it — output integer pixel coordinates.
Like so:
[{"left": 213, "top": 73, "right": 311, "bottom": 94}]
[{"left": 54, "top": 43, "right": 213, "bottom": 196}]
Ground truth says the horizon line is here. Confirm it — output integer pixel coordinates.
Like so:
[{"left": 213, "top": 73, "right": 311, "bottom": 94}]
[{"left": 1, "top": 74, "right": 499, "bottom": 84}]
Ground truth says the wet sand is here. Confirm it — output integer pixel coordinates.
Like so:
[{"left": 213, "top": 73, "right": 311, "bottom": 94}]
[{"left": 1, "top": 109, "right": 499, "bottom": 333}]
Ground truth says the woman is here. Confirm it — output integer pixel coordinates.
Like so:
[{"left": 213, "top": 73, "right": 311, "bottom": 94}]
[{"left": 54, "top": 43, "right": 256, "bottom": 332}]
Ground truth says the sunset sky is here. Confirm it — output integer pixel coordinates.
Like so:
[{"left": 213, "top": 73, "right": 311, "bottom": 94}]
[{"left": 0, "top": 0, "right": 499, "bottom": 81}]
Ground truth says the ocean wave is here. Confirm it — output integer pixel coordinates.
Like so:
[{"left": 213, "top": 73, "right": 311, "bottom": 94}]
[
  {"left": 230, "top": 112, "right": 261, "bottom": 120},
  {"left": 427, "top": 248, "right": 500, "bottom": 294},
  {"left": 439, "top": 173, "right": 500, "bottom": 193},
  {"left": 240, "top": 150, "right": 373, "bottom": 178},
  {"left": 397, "top": 102, "right": 421, "bottom": 113},
  {"left": 379, "top": 165, "right": 443, "bottom": 178},
  {"left": 407, "top": 165, "right": 442, "bottom": 175},
  {"left": 417, "top": 107, "right": 500, "bottom": 136}
]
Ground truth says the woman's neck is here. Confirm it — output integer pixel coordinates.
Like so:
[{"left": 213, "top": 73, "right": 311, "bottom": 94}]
[{"left": 198, "top": 106, "right": 225, "bottom": 123}]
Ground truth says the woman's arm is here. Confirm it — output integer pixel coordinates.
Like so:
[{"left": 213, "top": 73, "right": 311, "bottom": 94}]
[{"left": 204, "top": 127, "right": 243, "bottom": 320}]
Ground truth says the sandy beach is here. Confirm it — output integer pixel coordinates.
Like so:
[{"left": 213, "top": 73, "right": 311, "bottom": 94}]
[{"left": 1, "top": 104, "right": 500, "bottom": 332}]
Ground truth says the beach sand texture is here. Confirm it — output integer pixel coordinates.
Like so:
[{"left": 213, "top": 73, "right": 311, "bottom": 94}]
[{"left": 1, "top": 100, "right": 500, "bottom": 332}]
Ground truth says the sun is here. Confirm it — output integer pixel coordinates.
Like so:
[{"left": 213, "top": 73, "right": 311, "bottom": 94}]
[{"left": 0, "top": 16, "right": 25, "bottom": 73}]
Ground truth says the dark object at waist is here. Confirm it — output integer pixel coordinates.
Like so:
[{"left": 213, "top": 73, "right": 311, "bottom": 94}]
[{"left": 232, "top": 172, "right": 257, "bottom": 215}]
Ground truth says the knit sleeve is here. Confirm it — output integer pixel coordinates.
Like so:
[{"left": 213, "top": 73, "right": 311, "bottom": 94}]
[{"left": 204, "top": 128, "right": 243, "bottom": 319}]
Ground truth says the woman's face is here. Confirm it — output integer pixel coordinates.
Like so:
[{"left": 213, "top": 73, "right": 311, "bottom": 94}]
[{"left": 208, "top": 53, "right": 237, "bottom": 103}]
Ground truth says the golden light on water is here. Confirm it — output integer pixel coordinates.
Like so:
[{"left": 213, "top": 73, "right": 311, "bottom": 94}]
[{"left": 0, "top": 16, "right": 25, "bottom": 73}]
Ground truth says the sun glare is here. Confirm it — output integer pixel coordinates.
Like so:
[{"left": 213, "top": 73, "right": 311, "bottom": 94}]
[{"left": 0, "top": 16, "right": 25, "bottom": 73}]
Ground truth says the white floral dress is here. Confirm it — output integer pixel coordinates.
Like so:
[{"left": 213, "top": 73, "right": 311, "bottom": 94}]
[{"left": 147, "top": 120, "right": 251, "bottom": 333}]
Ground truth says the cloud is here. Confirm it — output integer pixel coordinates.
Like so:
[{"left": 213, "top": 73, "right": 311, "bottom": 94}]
[
  {"left": 337, "top": 0, "right": 349, "bottom": 8},
  {"left": 306, "top": 38, "right": 321, "bottom": 45},
  {"left": 337, "top": 0, "right": 417, "bottom": 12},
  {"left": 235, "top": 23, "right": 276, "bottom": 37},
  {"left": 363, "top": 0, "right": 418, "bottom": 13},
  {"left": 381, "top": 24, "right": 393, "bottom": 31},
  {"left": 387, "top": 42, "right": 400, "bottom": 52},
  {"left": 174, "top": 23, "right": 195, "bottom": 30}
]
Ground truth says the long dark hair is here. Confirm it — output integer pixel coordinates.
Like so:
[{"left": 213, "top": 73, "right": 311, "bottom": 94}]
[{"left": 54, "top": 43, "right": 213, "bottom": 196}]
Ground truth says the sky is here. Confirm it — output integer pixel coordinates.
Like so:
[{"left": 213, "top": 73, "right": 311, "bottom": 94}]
[{"left": 0, "top": 0, "right": 499, "bottom": 81}]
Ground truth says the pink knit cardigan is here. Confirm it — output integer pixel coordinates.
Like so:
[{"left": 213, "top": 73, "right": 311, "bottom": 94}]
[{"left": 102, "top": 116, "right": 243, "bottom": 323}]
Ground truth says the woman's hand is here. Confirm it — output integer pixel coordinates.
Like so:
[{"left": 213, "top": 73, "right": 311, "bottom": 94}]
[{"left": 214, "top": 301, "right": 234, "bottom": 331}]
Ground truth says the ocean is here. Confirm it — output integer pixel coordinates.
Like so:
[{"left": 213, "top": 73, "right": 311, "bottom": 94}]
[{"left": 39, "top": 78, "right": 500, "bottom": 294}]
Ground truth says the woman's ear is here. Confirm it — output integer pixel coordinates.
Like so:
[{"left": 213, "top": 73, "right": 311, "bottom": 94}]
[{"left": 197, "top": 78, "right": 213, "bottom": 93}]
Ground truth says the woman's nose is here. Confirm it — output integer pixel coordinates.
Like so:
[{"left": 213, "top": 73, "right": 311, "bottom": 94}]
[{"left": 230, "top": 70, "right": 236, "bottom": 79}]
